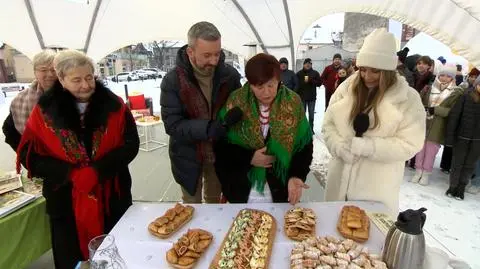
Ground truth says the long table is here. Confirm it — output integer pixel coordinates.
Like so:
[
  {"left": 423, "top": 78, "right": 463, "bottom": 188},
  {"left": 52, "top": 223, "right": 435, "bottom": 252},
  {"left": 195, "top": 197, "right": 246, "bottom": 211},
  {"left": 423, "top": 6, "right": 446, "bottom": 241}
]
[{"left": 108, "top": 201, "right": 388, "bottom": 269}]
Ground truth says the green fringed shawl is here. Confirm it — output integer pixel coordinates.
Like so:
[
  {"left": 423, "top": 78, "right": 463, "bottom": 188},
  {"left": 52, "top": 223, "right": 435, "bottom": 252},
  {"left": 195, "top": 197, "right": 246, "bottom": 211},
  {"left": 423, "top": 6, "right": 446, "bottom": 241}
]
[{"left": 218, "top": 83, "right": 312, "bottom": 193}]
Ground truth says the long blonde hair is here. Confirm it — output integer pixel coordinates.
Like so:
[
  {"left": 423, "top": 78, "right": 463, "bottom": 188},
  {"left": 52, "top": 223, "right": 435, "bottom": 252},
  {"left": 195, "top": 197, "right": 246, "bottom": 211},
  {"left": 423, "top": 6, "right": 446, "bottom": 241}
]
[{"left": 349, "top": 70, "right": 397, "bottom": 129}]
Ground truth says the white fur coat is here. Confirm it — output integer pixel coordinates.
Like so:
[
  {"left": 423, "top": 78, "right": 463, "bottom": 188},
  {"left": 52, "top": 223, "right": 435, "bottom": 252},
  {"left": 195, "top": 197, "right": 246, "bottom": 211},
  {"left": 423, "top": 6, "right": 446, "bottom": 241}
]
[{"left": 322, "top": 73, "right": 426, "bottom": 217}]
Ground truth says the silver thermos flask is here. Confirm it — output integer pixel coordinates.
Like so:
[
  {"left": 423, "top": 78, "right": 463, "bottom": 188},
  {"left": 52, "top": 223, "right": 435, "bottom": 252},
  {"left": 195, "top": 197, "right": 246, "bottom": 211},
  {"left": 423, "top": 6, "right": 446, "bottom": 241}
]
[{"left": 382, "top": 207, "right": 427, "bottom": 269}]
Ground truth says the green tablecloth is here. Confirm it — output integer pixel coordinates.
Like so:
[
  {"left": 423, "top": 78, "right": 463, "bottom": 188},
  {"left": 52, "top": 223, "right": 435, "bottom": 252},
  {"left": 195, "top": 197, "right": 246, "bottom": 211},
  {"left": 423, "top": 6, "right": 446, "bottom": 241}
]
[{"left": 0, "top": 197, "right": 51, "bottom": 269}]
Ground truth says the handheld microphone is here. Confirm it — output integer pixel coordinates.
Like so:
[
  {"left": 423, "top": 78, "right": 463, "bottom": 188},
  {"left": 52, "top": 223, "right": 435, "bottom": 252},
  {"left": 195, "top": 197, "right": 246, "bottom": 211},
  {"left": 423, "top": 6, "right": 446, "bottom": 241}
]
[{"left": 353, "top": 113, "right": 369, "bottom": 137}]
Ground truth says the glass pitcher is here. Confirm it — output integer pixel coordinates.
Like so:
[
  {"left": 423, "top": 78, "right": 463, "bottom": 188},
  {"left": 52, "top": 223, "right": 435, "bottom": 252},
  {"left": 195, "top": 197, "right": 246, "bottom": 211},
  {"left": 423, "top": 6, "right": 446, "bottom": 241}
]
[{"left": 88, "top": 234, "right": 127, "bottom": 269}]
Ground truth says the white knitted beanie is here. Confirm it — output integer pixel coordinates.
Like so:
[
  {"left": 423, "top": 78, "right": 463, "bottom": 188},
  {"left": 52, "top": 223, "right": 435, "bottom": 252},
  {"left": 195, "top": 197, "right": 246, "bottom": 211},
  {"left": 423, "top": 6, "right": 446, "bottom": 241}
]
[
  {"left": 356, "top": 28, "right": 397, "bottom": 71},
  {"left": 437, "top": 64, "right": 457, "bottom": 78}
]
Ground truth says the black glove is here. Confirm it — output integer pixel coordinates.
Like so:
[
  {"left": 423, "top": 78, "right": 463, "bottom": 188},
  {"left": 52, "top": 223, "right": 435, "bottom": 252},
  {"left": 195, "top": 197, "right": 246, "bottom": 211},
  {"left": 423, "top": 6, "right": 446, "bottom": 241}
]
[
  {"left": 207, "top": 107, "right": 243, "bottom": 139},
  {"left": 224, "top": 107, "right": 243, "bottom": 127},
  {"left": 427, "top": 107, "right": 435, "bottom": 115},
  {"left": 353, "top": 113, "right": 370, "bottom": 137},
  {"left": 207, "top": 120, "right": 227, "bottom": 139}
]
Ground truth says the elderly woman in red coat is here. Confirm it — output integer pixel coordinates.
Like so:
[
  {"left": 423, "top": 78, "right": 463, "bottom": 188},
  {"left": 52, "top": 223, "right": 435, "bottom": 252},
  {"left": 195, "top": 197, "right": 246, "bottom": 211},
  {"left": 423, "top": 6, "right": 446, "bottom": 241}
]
[{"left": 17, "top": 49, "right": 139, "bottom": 268}]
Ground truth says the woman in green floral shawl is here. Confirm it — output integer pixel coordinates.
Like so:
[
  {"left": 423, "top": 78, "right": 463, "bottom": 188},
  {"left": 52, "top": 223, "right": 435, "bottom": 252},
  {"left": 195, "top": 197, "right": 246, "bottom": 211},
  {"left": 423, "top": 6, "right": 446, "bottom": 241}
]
[{"left": 215, "top": 53, "right": 313, "bottom": 204}]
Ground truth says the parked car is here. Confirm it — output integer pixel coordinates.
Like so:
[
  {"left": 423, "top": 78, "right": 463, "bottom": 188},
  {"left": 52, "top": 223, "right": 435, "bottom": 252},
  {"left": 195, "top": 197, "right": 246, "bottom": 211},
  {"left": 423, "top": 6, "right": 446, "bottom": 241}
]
[
  {"left": 133, "top": 70, "right": 149, "bottom": 80},
  {"left": 139, "top": 68, "right": 156, "bottom": 79},
  {"left": 142, "top": 68, "right": 167, "bottom": 78},
  {"left": 113, "top": 72, "right": 139, "bottom": 82},
  {"left": 157, "top": 71, "right": 166, "bottom": 78}
]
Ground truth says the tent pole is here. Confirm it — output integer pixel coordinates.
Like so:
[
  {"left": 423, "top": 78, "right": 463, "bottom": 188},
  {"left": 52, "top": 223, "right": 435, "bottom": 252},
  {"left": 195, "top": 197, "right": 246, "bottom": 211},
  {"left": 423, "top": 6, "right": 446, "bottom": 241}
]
[
  {"left": 83, "top": 0, "right": 103, "bottom": 53},
  {"left": 24, "top": 0, "right": 45, "bottom": 49},
  {"left": 282, "top": 0, "right": 296, "bottom": 71},
  {"left": 231, "top": 0, "right": 268, "bottom": 54}
]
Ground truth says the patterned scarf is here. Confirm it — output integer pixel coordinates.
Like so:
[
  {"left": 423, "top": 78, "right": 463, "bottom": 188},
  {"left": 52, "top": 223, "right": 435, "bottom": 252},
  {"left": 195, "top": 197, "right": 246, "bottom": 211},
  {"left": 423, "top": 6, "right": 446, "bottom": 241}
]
[
  {"left": 177, "top": 67, "right": 230, "bottom": 163},
  {"left": 16, "top": 101, "right": 127, "bottom": 259},
  {"left": 218, "top": 83, "right": 312, "bottom": 193},
  {"left": 10, "top": 81, "right": 43, "bottom": 134}
]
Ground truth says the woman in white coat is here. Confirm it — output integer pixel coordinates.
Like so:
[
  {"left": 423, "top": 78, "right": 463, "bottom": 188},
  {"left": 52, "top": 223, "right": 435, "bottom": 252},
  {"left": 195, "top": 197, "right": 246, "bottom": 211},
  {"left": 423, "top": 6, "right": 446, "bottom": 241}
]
[{"left": 322, "top": 28, "right": 426, "bottom": 218}]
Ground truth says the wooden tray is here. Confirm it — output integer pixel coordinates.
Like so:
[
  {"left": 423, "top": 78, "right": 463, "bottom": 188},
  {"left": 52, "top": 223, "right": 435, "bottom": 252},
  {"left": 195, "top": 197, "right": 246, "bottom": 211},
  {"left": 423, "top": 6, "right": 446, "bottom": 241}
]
[
  {"left": 209, "top": 209, "right": 276, "bottom": 269},
  {"left": 148, "top": 205, "right": 194, "bottom": 239},
  {"left": 167, "top": 229, "right": 213, "bottom": 269}
]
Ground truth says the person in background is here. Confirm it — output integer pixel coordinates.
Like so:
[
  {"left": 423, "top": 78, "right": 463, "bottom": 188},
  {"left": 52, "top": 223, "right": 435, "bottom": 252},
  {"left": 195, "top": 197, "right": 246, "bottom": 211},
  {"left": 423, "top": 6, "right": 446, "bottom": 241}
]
[
  {"left": 344, "top": 58, "right": 356, "bottom": 76},
  {"left": 465, "top": 68, "right": 480, "bottom": 90},
  {"left": 463, "top": 73, "right": 480, "bottom": 194},
  {"left": 320, "top": 53, "right": 343, "bottom": 111},
  {"left": 404, "top": 54, "right": 421, "bottom": 73},
  {"left": 279, "top": 57, "right": 298, "bottom": 91},
  {"left": 352, "top": 57, "right": 359, "bottom": 72},
  {"left": 160, "top": 21, "right": 241, "bottom": 204},
  {"left": 445, "top": 77, "right": 480, "bottom": 199},
  {"left": 397, "top": 47, "right": 414, "bottom": 87},
  {"left": 2, "top": 49, "right": 57, "bottom": 151},
  {"left": 440, "top": 64, "right": 466, "bottom": 174},
  {"left": 334, "top": 66, "right": 348, "bottom": 89},
  {"left": 455, "top": 64, "right": 464, "bottom": 86},
  {"left": 17, "top": 50, "right": 139, "bottom": 268},
  {"left": 407, "top": 55, "right": 436, "bottom": 169},
  {"left": 215, "top": 53, "right": 313, "bottom": 204},
  {"left": 413, "top": 56, "right": 436, "bottom": 93},
  {"left": 438, "top": 56, "right": 447, "bottom": 65},
  {"left": 322, "top": 28, "right": 425, "bottom": 217},
  {"left": 296, "top": 58, "right": 321, "bottom": 133},
  {"left": 411, "top": 64, "right": 464, "bottom": 185}
]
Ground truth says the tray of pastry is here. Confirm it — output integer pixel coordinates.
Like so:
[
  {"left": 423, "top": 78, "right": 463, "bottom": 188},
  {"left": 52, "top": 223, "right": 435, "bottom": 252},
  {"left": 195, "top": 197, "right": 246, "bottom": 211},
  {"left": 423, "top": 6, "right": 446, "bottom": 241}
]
[
  {"left": 209, "top": 208, "right": 276, "bottom": 269},
  {"left": 166, "top": 228, "right": 213, "bottom": 269},
  {"left": 337, "top": 205, "right": 370, "bottom": 243},
  {"left": 284, "top": 207, "right": 316, "bottom": 241},
  {"left": 290, "top": 236, "right": 387, "bottom": 269},
  {"left": 148, "top": 203, "right": 194, "bottom": 239}
]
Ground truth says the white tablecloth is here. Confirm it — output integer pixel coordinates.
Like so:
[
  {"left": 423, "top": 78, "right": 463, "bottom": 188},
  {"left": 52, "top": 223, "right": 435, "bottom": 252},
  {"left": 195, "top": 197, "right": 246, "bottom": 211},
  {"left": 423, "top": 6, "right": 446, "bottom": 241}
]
[{"left": 108, "top": 201, "right": 388, "bottom": 269}]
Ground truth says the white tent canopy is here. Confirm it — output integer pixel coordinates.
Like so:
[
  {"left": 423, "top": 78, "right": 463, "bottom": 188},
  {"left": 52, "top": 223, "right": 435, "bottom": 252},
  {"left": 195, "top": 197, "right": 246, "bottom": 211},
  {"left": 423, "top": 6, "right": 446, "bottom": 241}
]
[{"left": 1, "top": 0, "right": 480, "bottom": 67}]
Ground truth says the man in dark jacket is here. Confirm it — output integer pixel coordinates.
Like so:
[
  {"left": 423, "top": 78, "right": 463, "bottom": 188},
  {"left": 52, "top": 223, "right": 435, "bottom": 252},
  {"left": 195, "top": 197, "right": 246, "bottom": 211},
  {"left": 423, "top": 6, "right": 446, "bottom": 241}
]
[
  {"left": 279, "top": 57, "right": 298, "bottom": 91},
  {"left": 397, "top": 47, "right": 414, "bottom": 87},
  {"left": 445, "top": 78, "right": 480, "bottom": 199},
  {"left": 455, "top": 64, "right": 464, "bottom": 86},
  {"left": 296, "top": 58, "right": 321, "bottom": 133},
  {"left": 320, "top": 53, "right": 342, "bottom": 111},
  {"left": 160, "top": 21, "right": 241, "bottom": 203}
]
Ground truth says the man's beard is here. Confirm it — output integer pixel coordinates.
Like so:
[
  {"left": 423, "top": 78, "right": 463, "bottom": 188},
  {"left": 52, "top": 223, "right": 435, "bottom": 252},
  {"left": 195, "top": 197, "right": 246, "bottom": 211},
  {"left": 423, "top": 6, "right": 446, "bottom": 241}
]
[
  {"left": 200, "top": 65, "right": 215, "bottom": 75},
  {"left": 192, "top": 58, "right": 215, "bottom": 75}
]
